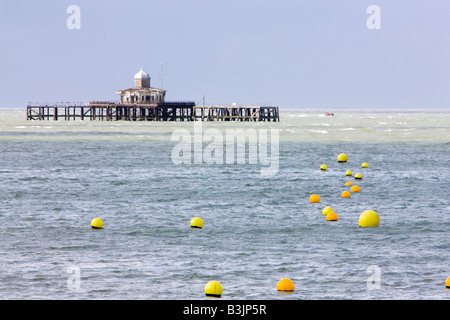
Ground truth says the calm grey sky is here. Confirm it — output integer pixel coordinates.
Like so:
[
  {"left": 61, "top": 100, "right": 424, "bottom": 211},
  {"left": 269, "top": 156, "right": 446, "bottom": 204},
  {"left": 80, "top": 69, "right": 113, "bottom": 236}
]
[{"left": 0, "top": 0, "right": 449, "bottom": 109}]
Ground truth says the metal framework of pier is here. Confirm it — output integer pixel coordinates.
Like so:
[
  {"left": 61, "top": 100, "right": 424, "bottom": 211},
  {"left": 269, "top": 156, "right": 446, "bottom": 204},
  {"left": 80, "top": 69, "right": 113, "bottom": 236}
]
[{"left": 26, "top": 102, "right": 280, "bottom": 122}]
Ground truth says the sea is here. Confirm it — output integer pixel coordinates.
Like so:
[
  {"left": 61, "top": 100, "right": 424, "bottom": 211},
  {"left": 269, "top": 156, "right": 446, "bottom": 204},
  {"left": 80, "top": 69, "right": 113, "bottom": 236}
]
[{"left": 0, "top": 107, "right": 449, "bottom": 300}]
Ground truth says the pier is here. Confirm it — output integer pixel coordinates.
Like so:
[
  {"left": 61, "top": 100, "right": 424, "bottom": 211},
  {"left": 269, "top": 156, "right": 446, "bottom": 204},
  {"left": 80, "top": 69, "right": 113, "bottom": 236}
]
[
  {"left": 26, "top": 102, "right": 279, "bottom": 122},
  {"left": 26, "top": 67, "right": 279, "bottom": 122}
]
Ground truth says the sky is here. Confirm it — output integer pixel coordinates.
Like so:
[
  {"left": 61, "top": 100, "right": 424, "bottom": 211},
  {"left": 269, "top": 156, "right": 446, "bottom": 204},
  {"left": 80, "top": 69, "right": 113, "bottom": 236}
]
[{"left": 0, "top": 0, "right": 449, "bottom": 109}]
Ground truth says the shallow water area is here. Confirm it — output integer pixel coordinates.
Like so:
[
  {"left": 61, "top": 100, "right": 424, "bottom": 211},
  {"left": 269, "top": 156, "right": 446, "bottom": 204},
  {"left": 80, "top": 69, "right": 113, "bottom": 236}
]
[{"left": 0, "top": 108, "right": 449, "bottom": 299}]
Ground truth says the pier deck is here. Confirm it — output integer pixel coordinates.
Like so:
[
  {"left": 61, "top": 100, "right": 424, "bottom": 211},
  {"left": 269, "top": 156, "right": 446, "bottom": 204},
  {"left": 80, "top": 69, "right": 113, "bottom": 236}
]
[{"left": 26, "top": 102, "right": 279, "bottom": 122}]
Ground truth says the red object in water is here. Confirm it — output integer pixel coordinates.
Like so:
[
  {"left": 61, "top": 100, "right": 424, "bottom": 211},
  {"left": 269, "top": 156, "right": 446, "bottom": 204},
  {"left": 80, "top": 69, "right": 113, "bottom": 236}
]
[{"left": 325, "top": 112, "right": 334, "bottom": 116}]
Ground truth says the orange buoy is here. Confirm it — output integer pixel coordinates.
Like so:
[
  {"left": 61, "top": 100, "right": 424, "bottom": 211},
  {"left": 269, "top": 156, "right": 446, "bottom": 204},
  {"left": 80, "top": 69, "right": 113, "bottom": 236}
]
[
  {"left": 326, "top": 212, "right": 338, "bottom": 221},
  {"left": 341, "top": 191, "right": 351, "bottom": 198},
  {"left": 277, "top": 278, "right": 295, "bottom": 292}
]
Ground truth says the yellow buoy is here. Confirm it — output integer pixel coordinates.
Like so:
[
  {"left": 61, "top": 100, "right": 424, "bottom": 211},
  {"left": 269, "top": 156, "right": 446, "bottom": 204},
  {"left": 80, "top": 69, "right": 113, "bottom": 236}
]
[
  {"left": 345, "top": 181, "right": 353, "bottom": 186},
  {"left": 446, "top": 276, "right": 450, "bottom": 289},
  {"left": 320, "top": 164, "right": 327, "bottom": 171},
  {"left": 190, "top": 217, "right": 204, "bottom": 229},
  {"left": 351, "top": 185, "right": 360, "bottom": 192},
  {"left": 277, "top": 278, "right": 295, "bottom": 292},
  {"left": 205, "top": 281, "right": 223, "bottom": 297},
  {"left": 322, "top": 206, "right": 333, "bottom": 216},
  {"left": 362, "top": 162, "right": 369, "bottom": 168},
  {"left": 345, "top": 170, "right": 353, "bottom": 176},
  {"left": 359, "top": 210, "right": 380, "bottom": 227},
  {"left": 309, "top": 194, "right": 320, "bottom": 203},
  {"left": 90, "top": 218, "right": 103, "bottom": 229},
  {"left": 341, "top": 191, "right": 351, "bottom": 198},
  {"left": 326, "top": 212, "right": 338, "bottom": 221},
  {"left": 337, "top": 153, "right": 348, "bottom": 163},
  {"left": 355, "top": 173, "right": 362, "bottom": 179}
]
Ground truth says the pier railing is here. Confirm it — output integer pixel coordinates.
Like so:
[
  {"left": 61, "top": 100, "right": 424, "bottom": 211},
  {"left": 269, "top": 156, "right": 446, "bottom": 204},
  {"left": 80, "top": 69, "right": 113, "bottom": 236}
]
[{"left": 26, "top": 102, "right": 279, "bottom": 122}]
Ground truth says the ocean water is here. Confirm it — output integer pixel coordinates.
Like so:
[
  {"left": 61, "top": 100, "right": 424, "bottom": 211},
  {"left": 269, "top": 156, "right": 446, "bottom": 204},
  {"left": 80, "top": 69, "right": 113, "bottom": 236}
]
[{"left": 0, "top": 108, "right": 449, "bottom": 300}]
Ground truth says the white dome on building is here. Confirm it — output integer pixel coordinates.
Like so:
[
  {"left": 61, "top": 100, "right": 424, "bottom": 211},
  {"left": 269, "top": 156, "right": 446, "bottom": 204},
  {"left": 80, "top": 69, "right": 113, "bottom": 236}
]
[
  {"left": 134, "top": 67, "right": 150, "bottom": 80},
  {"left": 134, "top": 67, "right": 150, "bottom": 88}
]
